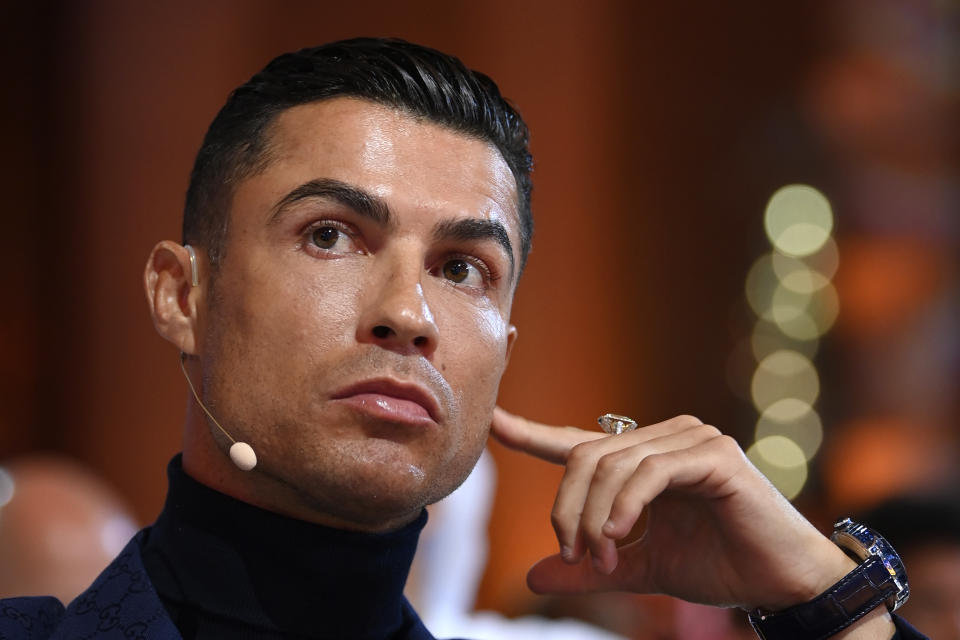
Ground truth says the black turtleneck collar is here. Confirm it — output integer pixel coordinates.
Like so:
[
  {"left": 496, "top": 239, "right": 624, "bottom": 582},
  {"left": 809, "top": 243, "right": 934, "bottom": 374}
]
[{"left": 140, "top": 455, "right": 433, "bottom": 640}]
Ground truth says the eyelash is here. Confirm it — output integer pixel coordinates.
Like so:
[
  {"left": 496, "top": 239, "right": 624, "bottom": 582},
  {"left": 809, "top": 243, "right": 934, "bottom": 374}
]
[
  {"left": 439, "top": 253, "right": 499, "bottom": 290},
  {"left": 301, "top": 220, "right": 363, "bottom": 254},
  {"left": 299, "top": 219, "right": 501, "bottom": 288}
]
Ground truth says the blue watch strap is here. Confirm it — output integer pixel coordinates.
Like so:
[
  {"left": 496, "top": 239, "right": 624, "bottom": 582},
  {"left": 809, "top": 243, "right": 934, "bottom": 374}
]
[{"left": 748, "top": 556, "right": 897, "bottom": 640}]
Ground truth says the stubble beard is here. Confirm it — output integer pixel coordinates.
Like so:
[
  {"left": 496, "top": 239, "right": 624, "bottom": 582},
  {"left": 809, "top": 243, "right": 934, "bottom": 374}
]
[
  {"left": 198, "top": 304, "right": 490, "bottom": 530},
  {"left": 203, "top": 332, "right": 492, "bottom": 530}
]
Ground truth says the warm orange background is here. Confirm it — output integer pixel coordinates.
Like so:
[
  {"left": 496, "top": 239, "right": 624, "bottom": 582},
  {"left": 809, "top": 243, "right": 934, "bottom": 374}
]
[{"left": 3, "top": 0, "right": 955, "bottom": 620}]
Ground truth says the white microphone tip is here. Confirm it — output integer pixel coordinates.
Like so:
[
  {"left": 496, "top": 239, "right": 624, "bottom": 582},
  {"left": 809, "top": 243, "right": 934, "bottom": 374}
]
[{"left": 229, "top": 442, "right": 257, "bottom": 471}]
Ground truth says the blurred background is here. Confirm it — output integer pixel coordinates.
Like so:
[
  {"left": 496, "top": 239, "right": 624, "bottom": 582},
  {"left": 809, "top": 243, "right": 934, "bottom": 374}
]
[{"left": 2, "top": 1, "right": 957, "bottom": 638}]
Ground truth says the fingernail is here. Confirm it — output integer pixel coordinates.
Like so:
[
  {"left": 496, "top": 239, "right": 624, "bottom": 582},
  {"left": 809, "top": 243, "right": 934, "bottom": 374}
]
[
  {"left": 602, "top": 519, "right": 616, "bottom": 534},
  {"left": 561, "top": 545, "right": 574, "bottom": 562}
]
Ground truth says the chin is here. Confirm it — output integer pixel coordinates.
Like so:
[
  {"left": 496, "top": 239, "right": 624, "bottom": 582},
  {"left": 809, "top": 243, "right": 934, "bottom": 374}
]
[
  {"left": 305, "top": 480, "right": 434, "bottom": 531},
  {"left": 292, "top": 444, "right": 481, "bottom": 530}
]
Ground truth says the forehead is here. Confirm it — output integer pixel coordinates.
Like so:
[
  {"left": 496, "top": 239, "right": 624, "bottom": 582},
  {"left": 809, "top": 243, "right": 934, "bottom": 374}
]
[{"left": 259, "top": 97, "right": 521, "bottom": 239}]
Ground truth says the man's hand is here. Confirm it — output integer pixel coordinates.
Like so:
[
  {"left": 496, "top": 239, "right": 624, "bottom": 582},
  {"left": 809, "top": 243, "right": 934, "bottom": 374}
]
[{"left": 490, "top": 408, "right": 896, "bottom": 638}]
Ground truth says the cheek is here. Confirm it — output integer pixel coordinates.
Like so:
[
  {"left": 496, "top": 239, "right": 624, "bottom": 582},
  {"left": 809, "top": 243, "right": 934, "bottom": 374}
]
[
  {"left": 477, "top": 303, "right": 510, "bottom": 345},
  {"left": 235, "top": 260, "right": 362, "bottom": 350},
  {"left": 202, "top": 261, "right": 366, "bottom": 419},
  {"left": 440, "top": 303, "right": 510, "bottom": 404}
]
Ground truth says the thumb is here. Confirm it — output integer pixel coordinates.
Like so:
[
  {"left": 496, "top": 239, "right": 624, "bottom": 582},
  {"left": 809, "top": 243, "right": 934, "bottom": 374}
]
[{"left": 527, "top": 553, "right": 628, "bottom": 595}]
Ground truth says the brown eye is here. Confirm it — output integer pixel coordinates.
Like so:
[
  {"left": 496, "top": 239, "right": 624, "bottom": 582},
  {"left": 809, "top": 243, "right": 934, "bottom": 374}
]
[
  {"left": 312, "top": 226, "right": 339, "bottom": 249},
  {"left": 442, "top": 259, "right": 471, "bottom": 283}
]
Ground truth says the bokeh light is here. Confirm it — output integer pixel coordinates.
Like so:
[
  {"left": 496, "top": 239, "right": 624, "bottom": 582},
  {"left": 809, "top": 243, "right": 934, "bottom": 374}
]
[
  {"left": 804, "top": 236, "right": 839, "bottom": 282},
  {"left": 770, "top": 281, "right": 839, "bottom": 340},
  {"left": 770, "top": 250, "right": 837, "bottom": 294},
  {"left": 764, "top": 185, "right": 834, "bottom": 257},
  {"left": 772, "top": 254, "right": 831, "bottom": 294},
  {"left": 751, "top": 349, "right": 820, "bottom": 411},
  {"left": 754, "top": 435, "right": 806, "bottom": 468},
  {"left": 741, "top": 183, "right": 837, "bottom": 501},
  {"left": 751, "top": 318, "right": 819, "bottom": 362},
  {"left": 747, "top": 436, "right": 808, "bottom": 500},
  {"left": 745, "top": 253, "right": 778, "bottom": 318},
  {"left": 755, "top": 398, "right": 823, "bottom": 460}
]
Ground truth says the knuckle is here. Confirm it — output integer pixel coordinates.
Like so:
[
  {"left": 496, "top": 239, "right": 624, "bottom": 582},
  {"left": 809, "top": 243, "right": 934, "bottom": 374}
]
[
  {"left": 594, "top": 453, "right": 624, "bottom": 478},
  {"left": 566, "top": 441, "right": 596, "bottom": 467},
  {"left": 712, "top": 433, "right": 743, "bottom": 456},
  {"left": 697, "top": 423, "right": 722, "bottom": 438},
  {"left": 637, "top": 451, "right": 666, "bottom": 475},
  {"left": 673, "top": 414, "right": 703, "bottom": 427}
]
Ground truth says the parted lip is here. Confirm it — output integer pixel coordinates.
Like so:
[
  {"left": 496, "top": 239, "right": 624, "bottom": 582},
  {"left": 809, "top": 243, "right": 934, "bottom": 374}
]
[{"left": 330, "top": 378, "right": 443, "bottom": 423}]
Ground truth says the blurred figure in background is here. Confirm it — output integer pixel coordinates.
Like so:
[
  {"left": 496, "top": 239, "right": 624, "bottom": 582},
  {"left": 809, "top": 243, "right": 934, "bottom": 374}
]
[
  {"left": 0, "top": 455, "right": 139, "bottom": 605},
  {"left": 857, "top": 492, "right": 960, "bottom": 640}
]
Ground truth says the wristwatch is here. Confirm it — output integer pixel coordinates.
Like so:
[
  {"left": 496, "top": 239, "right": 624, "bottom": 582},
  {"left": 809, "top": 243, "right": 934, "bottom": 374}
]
[{"left": 747, "top": 518, "right": 909, "bottom": 640}]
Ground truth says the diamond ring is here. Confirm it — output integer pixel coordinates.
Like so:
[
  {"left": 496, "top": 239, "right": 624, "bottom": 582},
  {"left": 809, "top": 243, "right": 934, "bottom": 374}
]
[{"left": 597, "top": 413, "right": 638, "bottom": 435}]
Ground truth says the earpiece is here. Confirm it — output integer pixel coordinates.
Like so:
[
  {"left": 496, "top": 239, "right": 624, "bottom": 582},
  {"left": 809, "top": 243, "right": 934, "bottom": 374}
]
[
  {"left": 179, "top": 352, "right": 258, "bottom": 471},
  {"left": 184, "top": 244, "right": 199, "bottom": 287}
]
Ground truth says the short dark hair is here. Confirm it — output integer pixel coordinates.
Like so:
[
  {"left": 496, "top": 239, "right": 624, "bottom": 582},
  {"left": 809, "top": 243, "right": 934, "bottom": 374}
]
[{"left": 183, "top": 37, "right": 533, "bottom": 271}]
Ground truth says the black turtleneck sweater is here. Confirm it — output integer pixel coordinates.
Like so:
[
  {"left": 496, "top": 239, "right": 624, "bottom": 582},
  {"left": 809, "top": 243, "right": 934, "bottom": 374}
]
[
  {"left": 139, "top": 456, "right": 441, "bottom": 640},
  {"left": 133, "top": 458, "right": 926, "bottom": 640}
]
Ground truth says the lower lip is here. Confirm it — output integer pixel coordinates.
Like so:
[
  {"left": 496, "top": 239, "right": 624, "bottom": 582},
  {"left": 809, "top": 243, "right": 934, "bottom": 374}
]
[{"left": 335, "top": 393, "right": 435, "bottom": 426}]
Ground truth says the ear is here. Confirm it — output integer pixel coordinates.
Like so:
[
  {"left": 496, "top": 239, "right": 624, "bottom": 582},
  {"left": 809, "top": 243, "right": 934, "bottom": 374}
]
[
  {"left": 144, "top": 241, "right": 203, "bottom": 355},
  {"left": 504, "top": 324, "right": 518, "bottom": 368}
]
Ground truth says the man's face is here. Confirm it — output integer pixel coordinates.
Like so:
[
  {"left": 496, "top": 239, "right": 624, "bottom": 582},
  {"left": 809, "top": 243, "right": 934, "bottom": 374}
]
[{"left": 195, "top": 98, "right": 520, "bottom": 529}]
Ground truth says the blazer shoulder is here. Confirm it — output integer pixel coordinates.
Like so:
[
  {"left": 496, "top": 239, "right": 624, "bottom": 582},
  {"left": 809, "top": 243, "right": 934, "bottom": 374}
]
[
  {"left": 0, "top": 596, "right": 65, "bottom": 639},
  {"left": 51, "top": 530, "right": 180, "bottom": 639},
  {"left": 1, "top": 530, "right": 179, "bottom": 640}
]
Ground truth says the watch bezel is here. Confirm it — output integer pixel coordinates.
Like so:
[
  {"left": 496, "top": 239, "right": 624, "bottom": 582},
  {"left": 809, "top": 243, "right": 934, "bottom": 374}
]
[{"left": 831, "top": 517, "right": 910, "bottom": 612}]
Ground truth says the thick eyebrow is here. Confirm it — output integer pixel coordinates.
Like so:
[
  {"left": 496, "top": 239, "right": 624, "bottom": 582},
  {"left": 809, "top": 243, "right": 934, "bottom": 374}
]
[
  {"left": 269, "top": 178, "right": 392, "bottom": 226},
  {"left": 433, "top": 218, "right": 515, "bottom": 278},
  {"left": 270, "top": 178, "right": 515, "bottom": 278}
]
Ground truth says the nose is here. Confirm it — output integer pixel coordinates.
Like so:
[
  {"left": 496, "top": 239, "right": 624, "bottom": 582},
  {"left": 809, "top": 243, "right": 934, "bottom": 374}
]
[{"left": 357, "top": 259, "right": 439, "bottom": 358}]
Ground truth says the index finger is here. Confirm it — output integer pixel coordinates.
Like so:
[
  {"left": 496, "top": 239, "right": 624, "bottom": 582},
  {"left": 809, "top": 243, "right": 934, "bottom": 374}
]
[{"left": 491, "top": 406, "right": 606, "bottom": 465}]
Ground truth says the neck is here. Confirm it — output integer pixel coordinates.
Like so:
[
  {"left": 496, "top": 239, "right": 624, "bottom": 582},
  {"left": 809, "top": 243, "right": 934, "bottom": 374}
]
[{"left": 143, "top": 455, "right": 427, "bottom": 638}]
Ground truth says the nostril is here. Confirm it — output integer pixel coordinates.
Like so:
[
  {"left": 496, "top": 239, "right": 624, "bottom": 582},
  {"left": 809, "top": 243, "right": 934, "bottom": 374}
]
[
  {"left": 372, "top": 326, "right": 391, "bottom": 339},
  {"left": 413, "top": 336, "right": 427, "bottom": 347}
]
